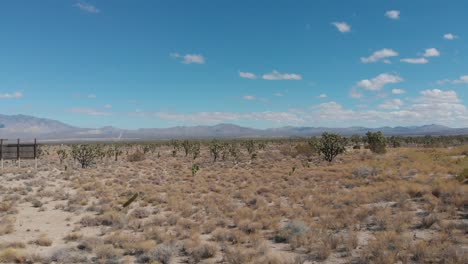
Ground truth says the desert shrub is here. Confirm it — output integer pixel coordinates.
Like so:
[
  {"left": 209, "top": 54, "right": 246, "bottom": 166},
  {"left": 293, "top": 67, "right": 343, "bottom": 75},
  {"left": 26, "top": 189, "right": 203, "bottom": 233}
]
[
  {"left": 352, "top": 166, "right": 379, "bottom": 178},
  {"left": 318, "top": 132, "right": 347, "bottom": 162},
  {"left": 182, "top": 241, "right": 217, "bottom": 263},
  {"left": 50, "top": 247, "right": 88, "bottom": 263},
  {"left": 0, "top": 217, "right": 14, "bottom": 235},
  {"left": 32, "top": 235, "right": 52, "bottom": 246},
  {"left": 137, "top": 244, "right": 174, "bottom": 264},
  {"left": 127, "top": 151, "right": 146, "bottom": 162},
  {"left": 0, "top": 248, "right": 26, "bottom": 263},
  {"left": 365, "top": 131, "right": 387, "bottom": 154},
  {"left": 274, "top": 220, "right": 309, "bottom": 243},
  {"left": 94, "top": 244, "right": 122, "bottom": 262},
  {"left": 456, "top": 168, "right": 468, "bottom": 182},
  {"left": 131, "top": 208, "right": 150, "bottom": 219},
  {"left": 420, "top": 214, "right": 439, "bottom": 229},
  {"left": 223, "top": 246, "right": 254, "bottom": 264},
  {"left": 295, "top": 143, "right": 317, "bottom": 161}
]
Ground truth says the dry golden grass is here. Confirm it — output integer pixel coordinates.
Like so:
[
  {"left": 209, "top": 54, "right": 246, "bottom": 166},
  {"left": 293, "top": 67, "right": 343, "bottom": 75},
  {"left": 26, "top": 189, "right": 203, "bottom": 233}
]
[{"left": 0, "top": 142, "right": 466, "bottom": 263}]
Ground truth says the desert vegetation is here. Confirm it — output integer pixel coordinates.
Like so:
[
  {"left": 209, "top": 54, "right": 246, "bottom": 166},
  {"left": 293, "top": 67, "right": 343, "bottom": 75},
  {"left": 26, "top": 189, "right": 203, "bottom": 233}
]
[{"left": 0, "top": 133, "right": 467, "bottom": 263}]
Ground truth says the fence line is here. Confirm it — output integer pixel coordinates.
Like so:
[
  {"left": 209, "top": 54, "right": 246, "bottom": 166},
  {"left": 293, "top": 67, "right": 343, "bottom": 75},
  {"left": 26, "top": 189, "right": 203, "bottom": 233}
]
[{"left": 0, "top": 138, "right": 38, "bottom": 169}]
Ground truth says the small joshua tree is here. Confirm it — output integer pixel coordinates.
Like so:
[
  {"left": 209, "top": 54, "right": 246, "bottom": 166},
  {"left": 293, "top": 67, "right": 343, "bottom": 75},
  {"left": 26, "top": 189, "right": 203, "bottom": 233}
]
[
  {"left": 71, "top": 144, "right": 101, "bottom": 168},
  {"left": 182, "top": 140, "right": 191, "bottom": 157},
  {"left": 56, "top": 149, "right": 68, "bottom": 164},
  {"left": 318, "top": 132, "right": 347, "bottom": 162},
  {"left": 191, "top": 142, "right": 201, "bottom": 160},
  {"left": 229, "top": 143, "right": 241, "bottom": 164},
  {"left": 243, "top": 140, "right": 256, "bottom": 155},
  {"left": 191, "top": 163, "right": 200, "bottom": 176},
  {"left": 209, "top": 140, "right": 222, "bottom": 162},
  {"left": 365, "top": 131, "right": 387, "bottom": 154}
]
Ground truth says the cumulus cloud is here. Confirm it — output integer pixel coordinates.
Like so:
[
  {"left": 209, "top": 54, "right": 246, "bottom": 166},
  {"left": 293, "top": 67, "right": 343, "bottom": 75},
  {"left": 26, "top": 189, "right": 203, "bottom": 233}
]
[
  {"left": 239, "top": 71, "right": 257, "bottom": 79},
  {"left": 400, "top": 58, "right": 429, "bottom": 64},
  {"left": 274, "top": 93, "right": 284, "bottom": 97},
  {"left": 356, "top": 73, "right": 403, "bottom": 91},
  {"left": 170, "top": 53, "right": 205, "bottom": 64},
  {"left": 417, "top": 89, "right": 459, "bottom": 103},
  {"left": 361, "top": 48, "right": 399, "bottom": 63},
  {"left": 262, "top": 70, "right": 302, "bottom": 80},
  {"left": 332, "top": 22, "right": 351, "bottom": 33},
  {"left": 317, "top": 94, "right": 328, "bottom": 98},
  {"left": 243, "top": 95, "right": 256, "bottom": 100},
  {"left": 385, "top": 10, "right": 400, "bottom": 19},
  {"left": 74, "top": 2, "right": 100, "bottom": 13},
  {"left": 443, "top": 33, "right": 458, "bottom": 40},
  {"left": 70, "top": 108, "right": 112, "bottom": 116},
  {"left": 132, "top": 89, "right": 467, "bottom": 127},
  {"left": 379, "top": 99, "right": 404, "bottom": 110},
  {"left": 392, "top": 89, "right": 406, "bottom": 94},
  {"left": 423, "top": 48, "right": 440, "bottom": 57},
  {"left": 0, "top": 92, "right": 23, "bottom": 99},
  {"left": 437, "top": 75, "right": 468, "bottom": 85}
]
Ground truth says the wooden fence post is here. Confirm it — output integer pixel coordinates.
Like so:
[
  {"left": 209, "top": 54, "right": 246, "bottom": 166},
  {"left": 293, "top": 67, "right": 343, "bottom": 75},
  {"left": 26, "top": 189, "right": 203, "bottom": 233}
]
[
  {"left": 17, "top": 138, "right": 20, "bottom": 168},
  {"left": 0, "top": 139, "right": 3, "bottom": 170},
  {"left": 34, "top": 138, "right": 37, "bottom": 170}
]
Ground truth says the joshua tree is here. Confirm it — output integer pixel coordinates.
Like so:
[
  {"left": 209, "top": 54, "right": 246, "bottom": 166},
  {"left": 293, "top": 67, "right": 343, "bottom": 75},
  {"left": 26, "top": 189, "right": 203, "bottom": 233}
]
[
  {"left": 243, "top": 140, "right": 256, "bottom": 155},
  {"left": 56, "top": 149, "right": 68, "bottom": 164},
  {"left": 182, "top": 140, "right": 191, "bottom": 157},
  {"left": 71, "top": 144, "right": 101, "bottom": 168},
  {"left": 191, "top": 142, "right": 201, "bottom": 160},
  {"left": 209, "top": 140, "right": 222, "bottom": 162},
  {"left": 318, "top": 132, "right": 347, "bottom": 162},
  {"left": 229, "top": 143, "right": 241, "bottom": 163}
]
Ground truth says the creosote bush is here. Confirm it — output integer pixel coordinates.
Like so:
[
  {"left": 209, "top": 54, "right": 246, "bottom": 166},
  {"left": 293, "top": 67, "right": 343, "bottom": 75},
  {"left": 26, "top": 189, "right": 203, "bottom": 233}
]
[{"left": 365, "top": 131, "right": 387, "bottom": 154}]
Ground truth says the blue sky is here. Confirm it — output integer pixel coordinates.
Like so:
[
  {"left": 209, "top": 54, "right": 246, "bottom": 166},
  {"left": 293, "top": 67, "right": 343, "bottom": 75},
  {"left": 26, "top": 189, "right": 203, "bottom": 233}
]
[{"left": 0, "top": 0, "right": 467, "bottom": 129}]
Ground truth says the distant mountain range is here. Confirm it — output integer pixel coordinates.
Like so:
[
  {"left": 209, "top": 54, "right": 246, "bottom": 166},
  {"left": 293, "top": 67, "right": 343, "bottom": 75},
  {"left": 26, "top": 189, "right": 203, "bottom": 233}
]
[{"left": 1, "top": 114, "right": 468, "bottom": 142}]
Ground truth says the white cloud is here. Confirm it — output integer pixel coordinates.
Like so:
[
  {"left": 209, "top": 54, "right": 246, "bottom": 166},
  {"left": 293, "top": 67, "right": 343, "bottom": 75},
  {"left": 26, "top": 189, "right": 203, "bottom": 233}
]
[
  {"left": 170, "top": 53, "right": 205, "bottom": 64},
  {"left": 356, "top": 73, "right": 403, "bottom": 91},
  {"left": 392, "top": 89, "right": 406, "bottom": 94},
  {"left": 417, "top": 89, "right": 459, "bottom": 103},
  {"left": 423, "top": 48, "right": 440, "bottom": 57},
  {"left": 332, "top": 22, "right": 351, "bottom": 33},
  {"left": 317, "top": 94, "right": 327, "bottom": 98},
  {"left": 104, "top": 104, "right": 112, "bottom": 109},
  {"left": 262, "top": 70, "right": 302, "bottom": 80},
  {"left": 361, "top": 48, "right": 399, "bottom": 63},
  {"left": 379, "top": 99, "right": 404, "bottom": 110},
  {"left": 70, "top": 108, "right": 112, "bottom": 116},
  {"left": 400, "top": 58, "right": 429, "bottom": 64},
  {"left": 385, "top": 10, "right": 400, "bottom": 20},
  {"left": 437, "top": 75, "right": 468, "bottom": 85},
  {"left": 274, "top": 93, "right": 284, "bottom": 97},
  {"left": 132, "top": 89, "right": 468, "bottom": 127},
  {"left": 453, "top": 75, "right": 468, "bottom": 84},
  {"left": 0, "top": 92, "right": 23, "bottom": 99},
  {"left": 239, "top": 71, "right": 257, "bottom": 79},
  {"left": 243, "top": 95, "right": 256, "bottom": 100},
  {"left": 443, "top": 33, "right": 458, "bottom": 40},
  {"left": 87, "top": 94, "right": 97, "bottom": 98},
  {"left": 74, "top": 2, "right": 100, "bottom": 14}
]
